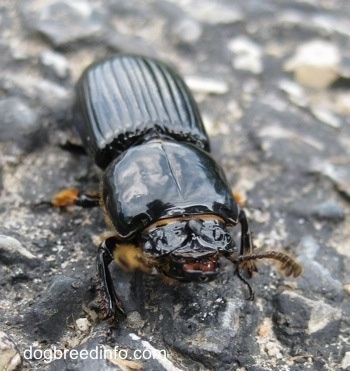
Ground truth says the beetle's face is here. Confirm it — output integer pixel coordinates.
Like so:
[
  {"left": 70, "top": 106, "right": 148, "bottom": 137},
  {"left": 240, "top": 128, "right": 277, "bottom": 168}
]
[{"left": 141, "top": 218, "right": 236, "bottom": 281}]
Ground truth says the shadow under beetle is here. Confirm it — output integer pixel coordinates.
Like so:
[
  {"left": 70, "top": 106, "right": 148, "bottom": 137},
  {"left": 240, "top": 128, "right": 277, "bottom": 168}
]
[{"left": 51, "top": 55, "right": 302, "bottom": 321}]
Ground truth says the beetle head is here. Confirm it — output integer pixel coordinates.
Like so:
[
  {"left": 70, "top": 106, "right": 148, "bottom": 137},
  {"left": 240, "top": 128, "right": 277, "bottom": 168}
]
[{"left": 141, "top": 218, "right": 236, "bottom": 281}]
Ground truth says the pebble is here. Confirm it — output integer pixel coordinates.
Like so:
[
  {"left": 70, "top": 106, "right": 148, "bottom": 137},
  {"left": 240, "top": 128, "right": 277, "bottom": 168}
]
[
  {"left": 0, "top": 235, "right": 36, "bottom": 264},
  {"left": 4, "top": 74, "right": 72, "bottom": 114},
  {"left": 307, "top": 297, "right": 342, "bottom": 334},
  {"left": 188, "top": 1, "right": 242, "bottom": 25},
  {"left": 344, "top": 284, "right": 350, "bottom": 296},
  {"left": 185, "top": 76, "right": 229, "bottom": 95},
  {"left": 107, "top": 33, "right": 157, "bottom": 56},
  {"left": 291, "top": 201, "right": 345, "bottom": 222},
  {"left": 35, "top": 80, "right": 71, "bottom": 112},
  {"left": 293, "top": 236, "right": 344, "bottom": 301},
  {"left": 273, "top": 291, "right": 342, "bottom": 342},
  {"left": 265, "top": 341, "right": 283, "bottom": 359},
  {"left": 228, "top": 36, "right": 263, "bottom": 74},
  {"left": 280, "top": 79, "right": 344, "bottom": 128},
  {"left": 294, "top": 235, "right": 319, "bottom": 259},
  {"left": 310, "top": 200, "right": 345, "bottom": 222},
  {"left": 341, "top": 351, "right": 350, "bottom": 370},
  {"left": 172, "top": 18, "right": 203, "bottom": 44},
  {"left": 279, "top": 79, "right": 308, "bottom": 108},
  {"left": 29, "top": 275, "right": 93, "bottom": 342},
  {"left": 309, "top": 159, "right": 350, "bottom": 200},
  {"left": 278, "top": 10, "right": 350, "bottom": 38},
  {"left": 0, "top": 332, "right": 22, "bottom": 371},
  {"left": 21, "top": 0, "right": 104, "bottom": 46},
  {"left": 310, "top": 106, "right": 342, "bottom": 129},
  {"left": 0, "top": 98, "right": 39, "bottom": 142},
  {"left": 284, "top": 40, "right": 341, "bottom": 88},
  {"left": 40, "top": 50, "right": 70, "bottom": 79},
  {"left": 75, "top": 317, "right": 90, "bottom": 332},
  {"left": 258, "top": 125, "right": 324, "bottom": 151},
  {"left": 335, "top": 92, "right": 350, "bottom": 115}
]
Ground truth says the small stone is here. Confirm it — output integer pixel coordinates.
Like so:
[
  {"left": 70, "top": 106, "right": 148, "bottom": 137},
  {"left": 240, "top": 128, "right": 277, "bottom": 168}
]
[
  {"left": 228, "top": 36, "right": 263, "bottom": 74},
  {"left": 310, "top": 200, "right": 345, "bottom": 222},
  {"left": 341, "top": 351, "right": 350, "bottom": 370},
  {"left": 308, "top": 299, "right": 342, "bottom": 334},
  {"left": 294, "top": 235, "right": 319, "bottom": 259},
  {"left": 75, "top": 317, "right": 90, "bottom": 332},
  {"left": 279, "top": 79, "right": 308, "bottom": 108},
  {"left": 291, "top": 201, "right": 345, "bottom": 222},
  {"left": 4, "top": 74, "right": 72, "bottom": 114},
  {"left": 10, "top": 47, "right": 29, "bottom": 61},
  {"left": 258, "top": 125, "right": 324, "bottom": 151},
  {"left": 0, "top": 98, "right": 39, "bottom": 142},
  {"left": 40, "top": 50, "right": 70, "bottom": 79},
  {"left": 10, "top": 266, "right": 30, "bottom": 282},
  {"left": 107, "top": 34, "right": 157, "bottom": 56},
  {"left": 310, "top": 106, "right": 342, "bottom": 128},
  {"left": 172, "top": 18, "right": 202, "bottom": 44},
  {"left": 29, "top": 275, "right": 93, "bottom": 341},
  {"left": 185, "top": 76, "right": 229, "bottom": 95},
  {"left": 191, "top": 2, "right": 242, "bottom": 25},
  {"left": 309, "top": 159, "right": 350, "bottom": 201},
  {"left": 284, "top": 40, "right": 341, "bottom": 89},
  {"left": 126, "top": 311, "right": 146, "bottom": 329},
  {"left": 335, "top": 93, "right": 350, "bottom": 115},
  {"left": 49, "top": 338, "right": 114, "bottom": 370},
  {"left": 273, "top": 291, "right": 342, "bottom": 345},
  {"left": 293, "top": 237, "right": 343, "bottom": 301},
  {"left": 0, "top": 332, "right": 22, "bottom": 371},
  {"left": 265, "top": 341, "right": 283, "bottom": 359},
  {"left": 21, "top": 0, "right": 104, "bottom": 46},
  {"left": 344, "top": 284, "right": 350, "bottom": 296},
  {"left": 0, "top": 235, "right": 36, "bottom": 264},
  {"left": 278, "top": 10, "right": 350, "bottom": 38},
  {"left": 39, "top": 81, "right": 72, "bottom": 113}
]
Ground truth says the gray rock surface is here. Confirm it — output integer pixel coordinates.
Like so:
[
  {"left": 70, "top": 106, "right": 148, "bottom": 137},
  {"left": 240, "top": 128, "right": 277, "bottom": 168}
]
[{"left": 0, "top": 1, "right": 349, "bottom": 370}]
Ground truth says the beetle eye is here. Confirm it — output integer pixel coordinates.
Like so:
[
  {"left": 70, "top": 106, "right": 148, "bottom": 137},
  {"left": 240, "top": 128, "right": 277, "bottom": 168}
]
[
  {"left": 213, "top": 226, "right": 224, "bottom": 240},
  {"left": 195, "top": 221, "right": 234, "bottom": 251}
]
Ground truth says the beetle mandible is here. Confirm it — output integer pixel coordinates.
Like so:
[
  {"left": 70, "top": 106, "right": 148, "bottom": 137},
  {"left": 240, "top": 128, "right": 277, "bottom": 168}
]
[{"left": 51, "top": 55, "right": 302, "bottom": 321}]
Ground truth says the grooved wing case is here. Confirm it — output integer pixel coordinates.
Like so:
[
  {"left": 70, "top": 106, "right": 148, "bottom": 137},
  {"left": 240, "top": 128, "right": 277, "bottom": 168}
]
[{"left": 74, "top": 55, "right": 210, "bottom": 168}]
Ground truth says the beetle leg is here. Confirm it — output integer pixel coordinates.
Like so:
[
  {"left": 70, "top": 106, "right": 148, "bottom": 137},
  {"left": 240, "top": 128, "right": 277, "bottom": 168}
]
[
  {"left": 238, "top": 209, "right": 257, "bottom": 277},
  {"left": 97, "top": 237, "right": 126, "bottom": 322},
  {"left": 51, "top": 188, "right": 100, "bottom": 208},
  {"left": 238, "top": 209, "right": 252, "bottom": 254},
  {"left": 34, "top": 188, "right": 100, "bottom": 209},
  {"left": 73, "top": 192, "right": 100, "bottom": 208},
  {"left": 235, "top": 267, "right": 254, "bottom": 301},
  {"left": 59, "top": 139, "right": 87, "bottom": 155}
]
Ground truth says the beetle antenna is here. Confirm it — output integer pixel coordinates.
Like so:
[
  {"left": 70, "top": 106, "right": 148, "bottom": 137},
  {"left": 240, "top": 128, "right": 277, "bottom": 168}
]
[{"left": 235, "top": 251, "right": 302, "bottom": 278}]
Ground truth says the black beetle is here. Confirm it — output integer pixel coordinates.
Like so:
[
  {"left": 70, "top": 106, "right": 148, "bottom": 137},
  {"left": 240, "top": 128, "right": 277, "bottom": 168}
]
[{"left": 51, "top": 55, "right": 302, "bottom": 321}]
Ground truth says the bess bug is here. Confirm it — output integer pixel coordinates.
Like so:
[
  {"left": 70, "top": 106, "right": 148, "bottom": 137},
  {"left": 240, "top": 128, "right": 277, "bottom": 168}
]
[{"left": 51, "top": 55, "right": 302, "bottom": 321}]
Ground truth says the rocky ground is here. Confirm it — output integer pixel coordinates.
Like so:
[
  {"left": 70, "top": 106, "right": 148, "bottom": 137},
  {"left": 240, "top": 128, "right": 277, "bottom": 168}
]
[{"left": 0, "top": 0, "right": 350, "bottom": 370}]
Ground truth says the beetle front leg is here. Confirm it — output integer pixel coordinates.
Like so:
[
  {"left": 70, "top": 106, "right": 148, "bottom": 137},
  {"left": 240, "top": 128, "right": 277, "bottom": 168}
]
[
  {"left": 97, "top": 236, "right": 126, "bottom": 322},
  {"left": 238, "top": 209, "right": 252, "bottom": 255},
  {"left": 238, "top": 209, "right": 258, "bottom": 277}
]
